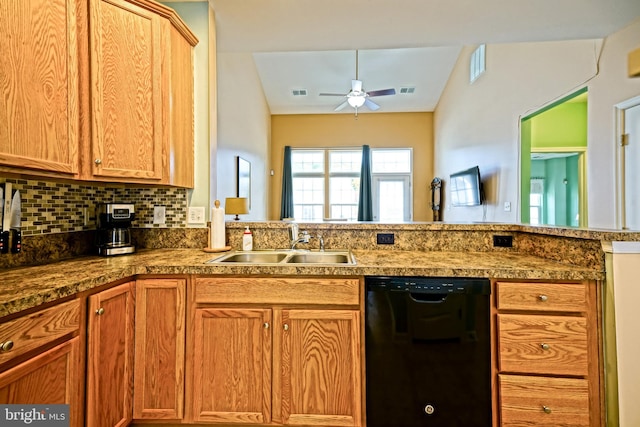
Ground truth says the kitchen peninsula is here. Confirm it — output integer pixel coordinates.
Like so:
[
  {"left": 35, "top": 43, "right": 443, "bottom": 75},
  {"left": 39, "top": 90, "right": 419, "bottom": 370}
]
[{"left": 1, "top": 222, "right": 635, "bottom": 427}]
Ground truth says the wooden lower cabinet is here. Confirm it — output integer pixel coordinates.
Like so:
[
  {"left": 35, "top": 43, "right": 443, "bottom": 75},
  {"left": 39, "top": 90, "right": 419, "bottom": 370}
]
[
  {"left": 0, "top": 338, "right": 83, "bottom": 427},
  {"left": 189, "top": 276, "right": 363, "bottom": 426},
  {"left": 499, "top": 374, "right": 590, "bottom": 427},
  {"left": 86, "top": 281, "right": 135, "bottom": 427},
  {"left": 134, "top": 277, "right": 186, "bottom": 420},
  {"left": 278, "top": 309, "right": 361, "bottom": 427},
  {"left": 494, "top": 280, "right": 601, "bottom": 427},
  {"left": 191, "top": 308, "right": 272, "bottom": 423}
]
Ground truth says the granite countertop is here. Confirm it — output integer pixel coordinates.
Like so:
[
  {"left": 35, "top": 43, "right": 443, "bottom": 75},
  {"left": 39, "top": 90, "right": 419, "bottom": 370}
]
[{"left": 0, "top": 248, "right": 603, "bottom": 318}]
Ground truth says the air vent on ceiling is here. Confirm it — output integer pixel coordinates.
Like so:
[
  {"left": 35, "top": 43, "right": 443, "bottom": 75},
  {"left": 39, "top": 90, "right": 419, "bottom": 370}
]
[
  {"left": 292, "top": 89, "right": 307, "bottom": 96},
  {"left": 400, "top": 87, "right": 415, "bottom": 94}
]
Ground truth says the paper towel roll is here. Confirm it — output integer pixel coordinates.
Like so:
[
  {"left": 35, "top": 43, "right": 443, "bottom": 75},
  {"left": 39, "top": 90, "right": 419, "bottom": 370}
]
[{"left": 211, "top": 200, "right": 226, "bottom": 249}]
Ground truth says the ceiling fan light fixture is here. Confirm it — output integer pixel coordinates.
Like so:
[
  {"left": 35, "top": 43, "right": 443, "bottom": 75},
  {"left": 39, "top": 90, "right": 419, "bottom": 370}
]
[{"left": 347, "top": 95, "right": 366, "bottom": 108}]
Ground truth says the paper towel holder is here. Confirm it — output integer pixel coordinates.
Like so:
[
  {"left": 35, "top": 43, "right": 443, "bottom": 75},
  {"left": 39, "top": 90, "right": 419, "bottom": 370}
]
[{"left": 225, "top": 197, "right": 249, "bottom": 220}]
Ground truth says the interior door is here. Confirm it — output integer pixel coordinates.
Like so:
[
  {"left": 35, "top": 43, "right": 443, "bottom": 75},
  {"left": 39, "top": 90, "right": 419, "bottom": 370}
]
[{"left": 623, "top": 103, "right": 640, "bottom": 229}]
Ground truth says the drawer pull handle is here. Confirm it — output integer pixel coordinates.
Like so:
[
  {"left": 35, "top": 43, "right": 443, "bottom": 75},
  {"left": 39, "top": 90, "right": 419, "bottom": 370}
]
[
  {"left": 283, "top": 323, "right": 289, "bottom": 331},
  {"left": 94, "top": 159, "right": 102, "bottom": 165},
  {"left": 540, "top": 343, "right": 550, "bottom": 350},
  {"left": 542, "top": 405, "right": 552, "bottom": 414},
  {"left": 264, "top": 322, "right": 269, "bottom": 329},
  {"left": 0, "top": 341, "right": 14, "bottom": 352},
  {"left": 538, "top": 295, "right": 548, "bottom": 302},
  {"left": 96, "top": 307, "right": 105, "bottom": 315}
]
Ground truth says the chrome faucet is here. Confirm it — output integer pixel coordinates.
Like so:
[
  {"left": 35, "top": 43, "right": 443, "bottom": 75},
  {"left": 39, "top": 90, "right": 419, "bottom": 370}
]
[
  {"left": 291, "top": 229, "right": 311, "bottom": 249},
  {"left": 318, "top": 234, "right": 325, "bottom": 251}
]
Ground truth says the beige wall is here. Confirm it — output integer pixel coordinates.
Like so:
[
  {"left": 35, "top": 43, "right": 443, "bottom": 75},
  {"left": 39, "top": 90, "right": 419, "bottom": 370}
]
[{"left": 269, "top": 112, "right": 434, "bottom": 221}]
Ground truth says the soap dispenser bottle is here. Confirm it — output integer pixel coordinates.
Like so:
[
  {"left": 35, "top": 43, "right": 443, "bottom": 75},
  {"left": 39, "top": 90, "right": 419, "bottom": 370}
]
[{"left": 242, "top": 226, "right": 253, "bottom": 251}]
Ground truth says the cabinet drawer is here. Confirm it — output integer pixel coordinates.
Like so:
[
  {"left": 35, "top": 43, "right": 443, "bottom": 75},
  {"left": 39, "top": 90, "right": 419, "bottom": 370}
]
[
  {"left": 497, "top": 282, "right": 587, "bottom": 313},
  {"left": 0, "top": 300, "right": 80, "bottom": 365},
  {"left": 194, "top": 277, "right": 360, "bottom": 306},
  {"left": 498, "top": 314, "right": 588, "bottom": 376},
  {"left": 499, "top": 374, "right": 590, "bottom": 427}
]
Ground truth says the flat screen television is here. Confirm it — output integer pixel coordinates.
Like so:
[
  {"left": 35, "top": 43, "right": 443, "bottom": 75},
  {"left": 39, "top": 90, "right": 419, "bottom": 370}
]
[{"left": 450, "top": 166, "right": 483, "bottom": 207}]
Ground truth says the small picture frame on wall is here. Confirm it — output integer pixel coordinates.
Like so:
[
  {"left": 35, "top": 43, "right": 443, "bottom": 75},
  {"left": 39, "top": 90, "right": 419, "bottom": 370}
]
[{"left": 237, "top": 156, "right": 251, "bottom": 208}]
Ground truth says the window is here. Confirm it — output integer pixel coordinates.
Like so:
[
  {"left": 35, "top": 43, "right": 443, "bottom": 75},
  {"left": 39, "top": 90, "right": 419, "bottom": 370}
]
[
  {"left": 530, "top": 178, "right": 544, "bottom": 225},
  {"left": 291, "top": 148, "right": 412, "bottom": 221}
]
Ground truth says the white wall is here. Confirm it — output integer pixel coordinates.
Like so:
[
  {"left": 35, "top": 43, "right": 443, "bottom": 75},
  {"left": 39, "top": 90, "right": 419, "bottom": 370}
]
[
  {"left": 435, "top": 17, "right": 640, "bottom": 228},
  {"left": 216, "top": 52, "right": 271, "bottom": 220}
]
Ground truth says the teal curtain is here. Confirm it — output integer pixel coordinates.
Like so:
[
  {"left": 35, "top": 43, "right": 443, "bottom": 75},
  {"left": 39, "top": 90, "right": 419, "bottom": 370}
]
[
  {"left": 280, "top": 146, "right": 294, "bottom": 219},
  {"left": 357, "top": 145, "right": 373, "bottom": 221}
]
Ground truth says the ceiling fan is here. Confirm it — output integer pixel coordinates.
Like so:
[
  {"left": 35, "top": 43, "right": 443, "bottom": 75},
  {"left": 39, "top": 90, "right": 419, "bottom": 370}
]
[{"left": 319, "top": 50, "right": 396, "bottom": 114}]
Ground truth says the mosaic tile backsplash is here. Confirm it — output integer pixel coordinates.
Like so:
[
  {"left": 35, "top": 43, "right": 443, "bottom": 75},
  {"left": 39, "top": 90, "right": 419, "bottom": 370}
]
[{"left": 1, "top": 177, "right": 188, "bottom": 236}]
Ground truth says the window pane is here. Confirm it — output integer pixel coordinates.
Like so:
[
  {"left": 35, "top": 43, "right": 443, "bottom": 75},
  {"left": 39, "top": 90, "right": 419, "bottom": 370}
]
[
  {"left": 329, "top": 150, "right": 361, "bottom": 173},
  {"left": 378, "top": 180, "right": 405, "bottom": 221},
  {"left": 330, "top": 177, "right": 360, "bottom": 204},
  {"left": 331, "top": 205, "right": 358, "bottom": 221},
  {"left": 292, "top": 150, "right": 324, "bottom": 173},
  {"left": 372, "top": 149, "right": 411, "bottom": 173}
]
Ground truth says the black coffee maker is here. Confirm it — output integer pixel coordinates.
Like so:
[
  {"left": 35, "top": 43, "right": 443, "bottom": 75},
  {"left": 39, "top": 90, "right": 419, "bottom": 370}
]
[{"left": 97, "top": 203, "right": 136, "bottom": 256}]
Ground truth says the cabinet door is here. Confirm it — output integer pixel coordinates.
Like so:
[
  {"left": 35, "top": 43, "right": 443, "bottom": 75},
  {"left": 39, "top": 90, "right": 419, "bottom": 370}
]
[
  {"left": 87, "top": 281, "right": 135, "bottom": 427},
  {"left": 279, "top": 309, "right": 362, "bottom": 427},
  {"left": 0, "top": 338, "right": 83, "bottom": 427},
  {"left": 89, "top": 0, "right": 162, "bottom": 182},
  {"left": 0, "top": 0, "right": 79, "bottom": 175},
  {"left": 162, "top": 20, "right": 195, "bottom": 187},
  {"left": 191, "top": 308, "right": 272, "bottom": 424},
  {"left": 134, "top": 278, "right": 186, "bottom": 420}
]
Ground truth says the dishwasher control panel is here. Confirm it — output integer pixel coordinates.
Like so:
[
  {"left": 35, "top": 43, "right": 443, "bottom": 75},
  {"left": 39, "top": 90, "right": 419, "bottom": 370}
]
[{"left": 365, "top": 276, "right": 490, "bottom": 295}]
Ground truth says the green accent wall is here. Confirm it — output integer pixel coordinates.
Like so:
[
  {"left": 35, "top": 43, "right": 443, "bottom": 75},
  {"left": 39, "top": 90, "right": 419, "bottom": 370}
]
[{"left": 531, "top": 101, "right": 588, "bottom": 149}]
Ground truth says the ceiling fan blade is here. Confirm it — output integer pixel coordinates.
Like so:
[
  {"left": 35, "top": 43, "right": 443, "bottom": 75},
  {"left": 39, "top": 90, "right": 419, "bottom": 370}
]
[
  {"left": 319, "top": 93, "right": 347, "bottom": 97},
  {"left": 364, "top": 99, "right": 380, "bottom": 111},
  {"left": 367, "top": 88, "right": 396, "bottom": 97},
  {"left": 352, "top": 80, "right": 363, "bottom": 93},
  {"left": 334, "top": 100, "right": 349, "bottom": 111}
]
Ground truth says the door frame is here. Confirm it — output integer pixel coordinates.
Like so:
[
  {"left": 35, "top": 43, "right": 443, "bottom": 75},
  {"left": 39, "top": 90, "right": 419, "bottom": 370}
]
[{"left": 614, "top": 95, "right": 640, "bottom": 229}]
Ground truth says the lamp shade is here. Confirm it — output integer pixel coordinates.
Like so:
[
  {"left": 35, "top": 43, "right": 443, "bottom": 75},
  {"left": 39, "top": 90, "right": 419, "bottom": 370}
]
[
  {"left": 225, "top": 197, "right": 249, "bottom": 220},
  {"left": 348, "top": 95, "right": 366, "bottom": 108}
]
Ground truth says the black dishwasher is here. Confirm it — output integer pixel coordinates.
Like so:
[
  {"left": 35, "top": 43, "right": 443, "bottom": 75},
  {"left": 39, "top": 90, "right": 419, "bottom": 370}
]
[{"left": 365, "top": 276, "right": 491, "bottom": 427}]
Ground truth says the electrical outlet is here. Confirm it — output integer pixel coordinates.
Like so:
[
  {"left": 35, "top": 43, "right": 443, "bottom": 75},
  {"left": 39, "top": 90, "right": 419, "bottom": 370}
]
[
  {"left": 153, "top": 206, "right": 166, "bottom": 225},
  {"left": 188, "top": 207, "right": 205, "bottom": 224},
  {"left": 493, "top": 235, "right": 513, "bottom": 248},
  {"left": 377, "top": 233, "right": 395, "bottom": 245},
  {"left": 504, "top": 201, "right": 511, "bottom": 212}
]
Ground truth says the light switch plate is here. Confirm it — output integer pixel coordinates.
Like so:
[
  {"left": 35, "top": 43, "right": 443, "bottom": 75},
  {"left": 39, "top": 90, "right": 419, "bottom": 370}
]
[
  {"left": 153, "top": 206, "right": 166, "bottom": 225},
  {"left": 188, "top": 207, "right": 205, "bottom": 224}
]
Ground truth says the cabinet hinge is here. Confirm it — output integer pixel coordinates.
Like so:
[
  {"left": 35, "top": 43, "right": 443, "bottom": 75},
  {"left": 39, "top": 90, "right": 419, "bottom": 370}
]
[{"left": 620, "top": 133, "right": 630, "bottom": 146}]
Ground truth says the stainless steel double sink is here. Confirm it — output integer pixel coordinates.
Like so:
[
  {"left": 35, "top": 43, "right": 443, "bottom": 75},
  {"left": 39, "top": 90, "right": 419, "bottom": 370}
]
[{"left": 207, "top": 250, "right": 355, "bottom": 265}]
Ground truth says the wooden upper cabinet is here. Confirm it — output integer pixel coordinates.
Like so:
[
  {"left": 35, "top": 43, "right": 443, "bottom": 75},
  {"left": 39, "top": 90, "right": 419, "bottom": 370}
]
[
  {"left": 0, "top": 0, "right": 80, "bottom": 176},
  {"left": 88, "top": 0, "right": 163, "bottom": 182}
]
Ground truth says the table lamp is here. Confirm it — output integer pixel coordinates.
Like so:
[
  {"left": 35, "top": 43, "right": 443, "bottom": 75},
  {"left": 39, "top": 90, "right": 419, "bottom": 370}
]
[{"left": 225, "top": 197, "right": 249, "bottom": 220}]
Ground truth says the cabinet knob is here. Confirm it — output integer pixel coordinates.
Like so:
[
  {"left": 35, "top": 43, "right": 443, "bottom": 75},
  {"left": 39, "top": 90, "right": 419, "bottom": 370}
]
[
  {"left": 542, "top": 405, "right": 552, "bottom": 414},
  {"left": 540, "top": 343, "right": 550, "bottom": 350},
  {"left": 264, "top": 322, "right": 269, "bottom": 329},
  {"left": 538, "top": 295, "right": 548, "bottom": 302},
  {"left": 283, "top": 323, "right": 289, "bottom": 331},
  {"left": 96, "top": 307, "right": 105, "bottom": 315},
  {"left": 94, "top": 159, "right": 102, "bottom": 165},
  {"left": 0, "top": 340, "right": 14, "bottom": 352}
]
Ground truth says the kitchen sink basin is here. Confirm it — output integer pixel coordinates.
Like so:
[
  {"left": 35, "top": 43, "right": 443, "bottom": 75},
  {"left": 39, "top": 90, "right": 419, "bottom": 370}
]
[
  {"left": 212, "top": 252, "right": 289, "bottom": 263},
  {"left": 207, "top": 250, "right": 355, "bottom": 265},
  {"left": 285, "top": 253, "right": 352, "bottom": 264}
]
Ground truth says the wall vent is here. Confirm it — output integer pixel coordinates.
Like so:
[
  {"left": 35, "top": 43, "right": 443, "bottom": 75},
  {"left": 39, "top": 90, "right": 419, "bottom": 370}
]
[
  {"left": 400, "top": 87, "right": 415, "bottom": 94},
  {"left": 292, "top": 89, "right": 307, "bottom": 96}
]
